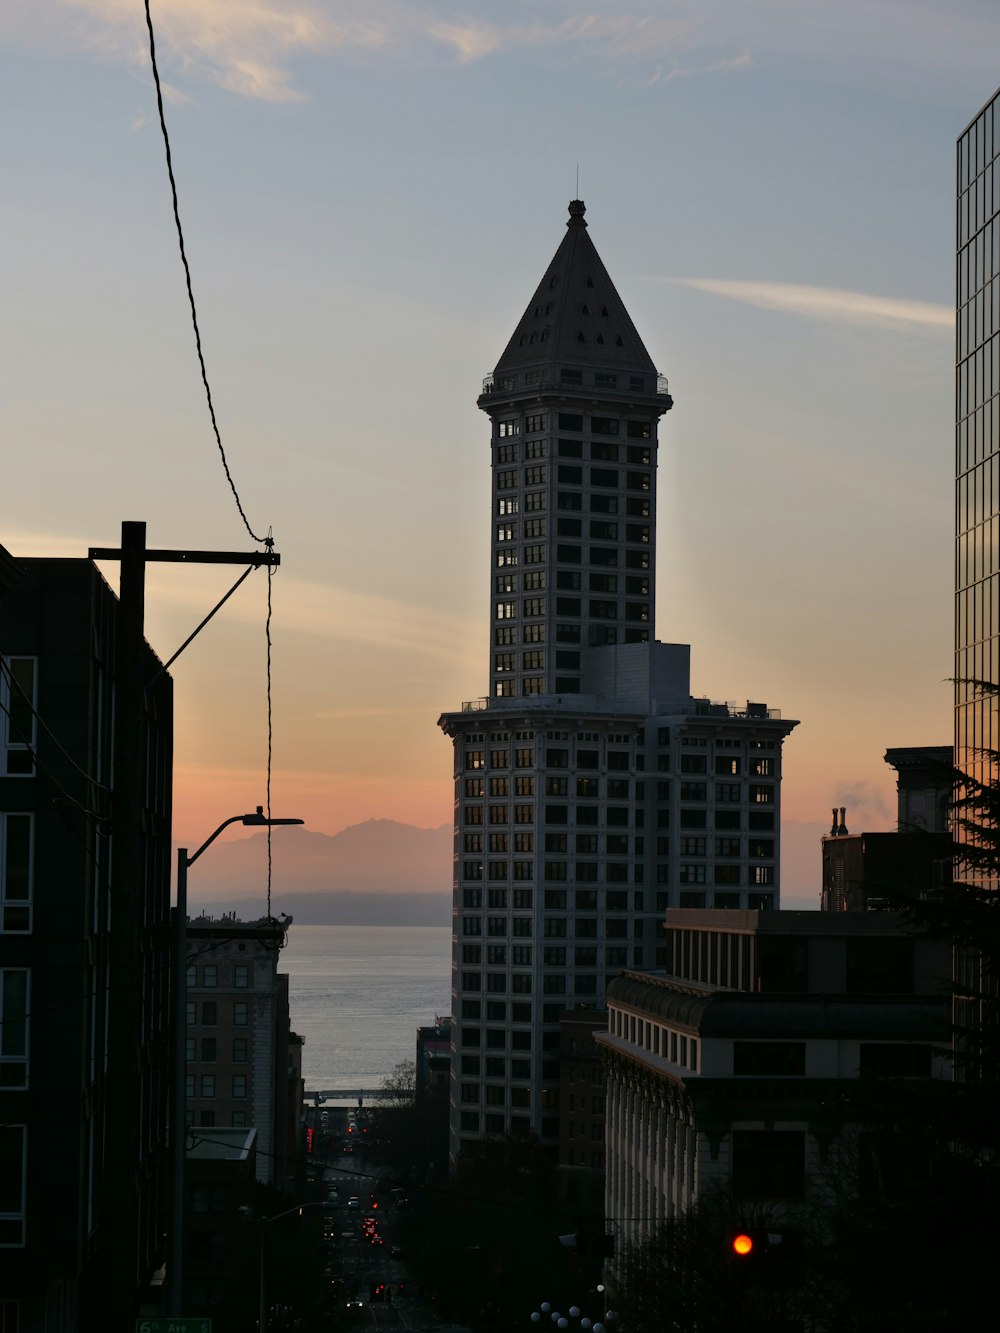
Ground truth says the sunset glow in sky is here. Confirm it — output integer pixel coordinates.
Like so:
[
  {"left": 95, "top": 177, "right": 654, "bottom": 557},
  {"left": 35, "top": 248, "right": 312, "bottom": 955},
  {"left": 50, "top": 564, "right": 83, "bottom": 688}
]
[{"left": 4, "top": 1, "right": 995, "bottom": 894}]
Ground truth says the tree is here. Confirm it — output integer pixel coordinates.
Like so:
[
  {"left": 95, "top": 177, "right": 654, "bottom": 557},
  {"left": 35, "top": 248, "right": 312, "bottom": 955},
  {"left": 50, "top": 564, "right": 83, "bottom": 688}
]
[
  {"left": 404, "top": 1134, "right": 578, "bottom": 1329},
  {"left": 896, "top": 683, "right": 1000, "bottom": 1100},
  {"left": 379, "top": 1059, "right": 417, "bottom": 1108}
]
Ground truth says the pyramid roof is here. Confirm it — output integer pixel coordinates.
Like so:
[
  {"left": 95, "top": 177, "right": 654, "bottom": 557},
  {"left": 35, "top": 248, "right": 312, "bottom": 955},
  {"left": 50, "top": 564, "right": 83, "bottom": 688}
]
[{"left": 493, "top": 200, "right": 657, "bottom": 378}]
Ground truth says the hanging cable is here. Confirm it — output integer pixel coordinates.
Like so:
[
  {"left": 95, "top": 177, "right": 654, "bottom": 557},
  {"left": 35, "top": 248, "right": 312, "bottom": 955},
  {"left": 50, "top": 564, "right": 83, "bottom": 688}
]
[
  {"left": 142, "top": 2, "right": 283, "bottom": 922},
  {"left": 266, "top": 544, "right": 274, "bottom": 918},
  {"left": 142, "top": 0, "right": 268, "bottom": 548}
]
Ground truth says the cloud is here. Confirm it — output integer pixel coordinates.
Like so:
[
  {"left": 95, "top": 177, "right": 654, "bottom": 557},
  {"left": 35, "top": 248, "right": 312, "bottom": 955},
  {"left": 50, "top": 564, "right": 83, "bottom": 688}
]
[
  {"left": 428, "top": 13, "right": 700, "bottom": 65},
  {"left": 672, "top": 278, "right": 952, "bottom": 335},
  {"left": 18, "top": 3, "right": 729, "bottom": 100},
  {"left": 55, "top": 0, "right": 389, "bottom": 103},
  {"left": 1, "top": 527, "right": 480, "bottom": 671}
]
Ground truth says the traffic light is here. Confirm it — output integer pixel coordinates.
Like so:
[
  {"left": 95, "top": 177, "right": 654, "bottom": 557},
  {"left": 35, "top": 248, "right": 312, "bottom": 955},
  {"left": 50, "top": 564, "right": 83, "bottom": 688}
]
[
  {"left": 306, "top": 1126, "right": 314, "bottom": 1154},
  {"left": 732, "top": 1232, "right": 754, "bottom": 1258}
]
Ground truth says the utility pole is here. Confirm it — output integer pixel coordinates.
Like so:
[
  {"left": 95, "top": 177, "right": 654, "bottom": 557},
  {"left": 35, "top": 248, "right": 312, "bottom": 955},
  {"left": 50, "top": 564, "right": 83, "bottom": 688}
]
[
  {"left": 91, "top": 521, "right": 280, "bottom": 1324},
  {"left": 102, "top": 520, "right": 146, "bottom": 1327}
]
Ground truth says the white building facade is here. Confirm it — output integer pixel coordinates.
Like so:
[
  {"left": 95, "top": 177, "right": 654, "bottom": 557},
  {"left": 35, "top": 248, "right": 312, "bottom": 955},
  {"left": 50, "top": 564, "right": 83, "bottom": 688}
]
[{"left": 598, "top": 910, "right": 952, "bottom": 1253}]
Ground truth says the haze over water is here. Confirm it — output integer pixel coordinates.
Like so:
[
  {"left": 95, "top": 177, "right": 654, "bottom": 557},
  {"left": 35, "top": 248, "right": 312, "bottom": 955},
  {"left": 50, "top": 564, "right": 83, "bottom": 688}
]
[{"left": 280, "top": 924, "right": 451, "bottom": 1091}]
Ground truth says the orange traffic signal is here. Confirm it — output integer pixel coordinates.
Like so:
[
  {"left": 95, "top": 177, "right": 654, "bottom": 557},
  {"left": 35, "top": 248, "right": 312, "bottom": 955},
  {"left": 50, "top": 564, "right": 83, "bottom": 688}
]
[{"left": 732, "top": 1233, "right": 754, "bottom": 1257}]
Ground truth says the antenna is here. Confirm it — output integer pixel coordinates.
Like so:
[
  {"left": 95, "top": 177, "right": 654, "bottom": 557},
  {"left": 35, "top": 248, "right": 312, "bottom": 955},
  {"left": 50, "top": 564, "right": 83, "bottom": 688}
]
[{"left": 576, "top": 163, "right": 580, "bottom": 197}]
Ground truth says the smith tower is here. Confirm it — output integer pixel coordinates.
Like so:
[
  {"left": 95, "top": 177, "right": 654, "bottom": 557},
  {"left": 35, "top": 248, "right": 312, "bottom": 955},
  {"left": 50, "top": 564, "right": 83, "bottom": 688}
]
[
  {"left": 482, "top": 199, "right": 672, "bottom": 699},
  {"left": 441, "top": 203, "right": 797, "bottom": 1160}
]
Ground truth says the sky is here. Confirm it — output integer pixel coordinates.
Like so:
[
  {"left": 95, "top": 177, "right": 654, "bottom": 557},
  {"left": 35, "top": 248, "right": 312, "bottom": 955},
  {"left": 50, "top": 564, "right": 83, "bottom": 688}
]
[{"left": 3, "top": 0, "right": 996, "bottom": 899}]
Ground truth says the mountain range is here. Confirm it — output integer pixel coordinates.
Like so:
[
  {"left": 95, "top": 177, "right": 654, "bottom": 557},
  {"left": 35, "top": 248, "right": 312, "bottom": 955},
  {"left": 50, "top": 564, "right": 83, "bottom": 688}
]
[
  {"left": 185, "top": 819, "right": 453, "bottom": 925},
  {"left": 184, "top": 815, "right": 826, "bottom": 924}
]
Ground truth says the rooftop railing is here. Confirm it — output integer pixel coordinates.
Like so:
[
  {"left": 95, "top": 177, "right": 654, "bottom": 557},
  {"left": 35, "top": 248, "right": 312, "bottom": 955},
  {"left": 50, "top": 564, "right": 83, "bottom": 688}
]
[
  {"left": 459, "top": 696, "right": 780, "bottom": 720},
  {"left": 480, "top": 371, "right": 671, "bottom": 397}
]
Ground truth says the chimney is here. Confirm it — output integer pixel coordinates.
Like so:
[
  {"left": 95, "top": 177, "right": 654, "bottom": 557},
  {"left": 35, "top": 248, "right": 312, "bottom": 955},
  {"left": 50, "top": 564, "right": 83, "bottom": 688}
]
[
  {"left": 830, "top": 807, "right": 839, "bottom": 837},
  {"left": 839, "top": 806, "right": 849, "bottom": 836}
]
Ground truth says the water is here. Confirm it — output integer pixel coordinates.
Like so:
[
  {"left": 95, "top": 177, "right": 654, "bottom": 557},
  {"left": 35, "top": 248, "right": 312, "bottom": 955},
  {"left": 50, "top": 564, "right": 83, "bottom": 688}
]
[{"left": 279, "top": 924, "right": 451, "bottom": 1092}]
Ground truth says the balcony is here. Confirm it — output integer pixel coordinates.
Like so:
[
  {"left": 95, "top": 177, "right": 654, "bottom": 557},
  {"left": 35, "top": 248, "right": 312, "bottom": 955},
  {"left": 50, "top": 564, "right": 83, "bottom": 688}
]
[{"left": 480, "top": 372, "right": 671, "bottom": 397}]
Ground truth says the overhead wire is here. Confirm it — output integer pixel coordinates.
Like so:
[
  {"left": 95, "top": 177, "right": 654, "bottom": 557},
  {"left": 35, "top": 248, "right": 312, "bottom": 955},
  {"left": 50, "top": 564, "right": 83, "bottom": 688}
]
[
  {"left": 142, "top": 1, "right": 280, "bottom": 919},
  {"left": 141, "top": 0, "right": 267, "bottom": 549}
]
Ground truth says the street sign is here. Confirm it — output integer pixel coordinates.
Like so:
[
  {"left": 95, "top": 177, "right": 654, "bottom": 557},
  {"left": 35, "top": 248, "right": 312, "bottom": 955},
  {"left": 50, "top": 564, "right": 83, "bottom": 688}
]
[{"left": 136, "top": 1320, "right": 211, "bottom": 1333}]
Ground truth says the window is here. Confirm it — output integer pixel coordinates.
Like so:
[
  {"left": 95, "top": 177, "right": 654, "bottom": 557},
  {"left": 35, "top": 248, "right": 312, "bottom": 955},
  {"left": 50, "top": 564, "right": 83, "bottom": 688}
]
[
  {"left": 202, "top": 1002, "right": 217, "bottom": 1025},
  {"left": 750, "top": 784, "right": 774, "bottom": 804},
  {"left": 858, "top": 1044, "right": 932, "bottom": 1077},
  {"left": 233, "top": 1038, "right": 248, "bottom": 1063},
  {"left": 0, "top": 1125, "right": 27, "bottom": 1245},
  {"left": 732, "top": 1042, "right": 806, "bottom": 1076},
  {"left": 233, "top": 1002, "right": 248, "bottom": 1027},
  {"left": 201, "top": 1037, "right": 217, "bottom": 1062},
  {"left": 0, "top": 814, "right": 31, "bottom": 932},
  {"left": 0, "top": 971, "right": 28, "bottom": 1089},
  {"left": 234, "top": 964, "right": 250, "bottom": 989},
  {"left": 232, "top": 1075, "right": 247, "bottom": 1099},
  {"left": 0, "top": 658, "right": 37, "bottom": 776},
  {"left": 200, "top": 1075, "right": 216, "bottom": 1098},
  {"left": 498, "top": 419, "right": 519, "bottom": 437},
  {"left": 845, "top": 939, "right": 914, "bottom": 994}
]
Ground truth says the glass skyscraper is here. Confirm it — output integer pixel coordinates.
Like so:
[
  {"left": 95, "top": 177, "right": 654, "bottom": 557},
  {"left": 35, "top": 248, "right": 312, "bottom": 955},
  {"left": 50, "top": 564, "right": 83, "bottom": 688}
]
[{"left": 956, "top": 93, "right": 1000, "bottom": 886}]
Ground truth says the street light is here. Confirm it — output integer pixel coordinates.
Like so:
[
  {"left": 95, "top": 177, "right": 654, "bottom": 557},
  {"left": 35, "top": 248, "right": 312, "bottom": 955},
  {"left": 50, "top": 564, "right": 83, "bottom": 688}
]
[
  {"left": 167, "top": 807, "right": 304, "bottom": 1317},
  {"left": 531, "top": 1301, "right": 618, "bottom": 1333}
]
